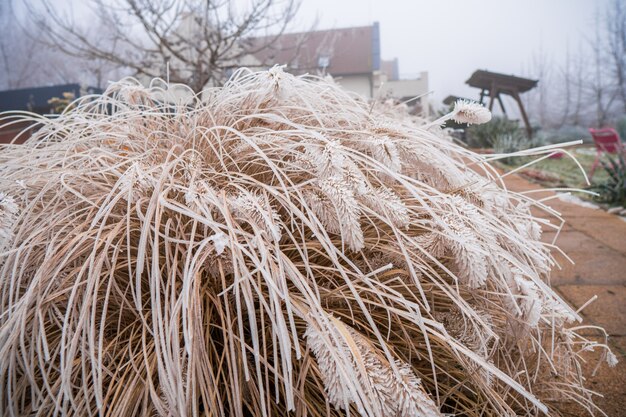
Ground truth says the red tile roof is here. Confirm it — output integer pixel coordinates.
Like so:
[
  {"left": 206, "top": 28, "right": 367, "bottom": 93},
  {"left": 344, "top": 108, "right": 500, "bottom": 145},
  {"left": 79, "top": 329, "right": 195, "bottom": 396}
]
[{"left": 252, "top": 24, "right": 377, "bottom": 76}]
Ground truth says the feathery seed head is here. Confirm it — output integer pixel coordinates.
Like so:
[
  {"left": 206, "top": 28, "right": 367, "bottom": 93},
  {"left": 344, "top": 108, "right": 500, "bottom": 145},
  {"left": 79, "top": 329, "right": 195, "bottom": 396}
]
[{"left": 452, "top": 99, "right": 492, "bottom": 125}]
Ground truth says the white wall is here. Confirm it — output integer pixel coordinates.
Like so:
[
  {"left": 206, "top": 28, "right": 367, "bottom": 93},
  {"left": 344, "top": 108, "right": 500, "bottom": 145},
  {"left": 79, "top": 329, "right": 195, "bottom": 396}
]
[
  {"left": 379, "top": 73, "right": 428, "bottom": 99},
  {"left": 378, "top": 71, "right": 429, "bottom": 116},
  {"left": 334, "top": 75, "right": 372, "bottom": 98}
]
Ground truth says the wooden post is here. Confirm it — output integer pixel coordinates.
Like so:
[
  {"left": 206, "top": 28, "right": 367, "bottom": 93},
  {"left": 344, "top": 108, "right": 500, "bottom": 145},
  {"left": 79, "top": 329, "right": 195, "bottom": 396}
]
[
  {"left": 512, "top": 90, "right": 532, "bottom": 138},
  {"left": 497, "top": 95, "right": 507, "bottom": 115},
  {"left": 488, "top": 83, "right": 497, "bottom": 112}
]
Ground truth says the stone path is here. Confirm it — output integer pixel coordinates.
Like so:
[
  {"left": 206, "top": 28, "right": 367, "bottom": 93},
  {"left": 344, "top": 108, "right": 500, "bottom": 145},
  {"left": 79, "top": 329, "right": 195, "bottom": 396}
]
[{"left": 504, "top": 173, "right": 626, "bottom": 417}]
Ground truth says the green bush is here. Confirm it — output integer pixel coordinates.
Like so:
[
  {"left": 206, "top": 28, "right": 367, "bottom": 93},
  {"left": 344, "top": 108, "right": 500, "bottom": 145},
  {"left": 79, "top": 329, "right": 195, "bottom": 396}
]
[
  {"left": 466, "top": 116, "right": 523, "bottom": 148},
  {"left": 493, "top": 133, "right": 527, "bottom": 154},
  {"left": 591, "top": 154, "right": 626, "bottom": 206}
]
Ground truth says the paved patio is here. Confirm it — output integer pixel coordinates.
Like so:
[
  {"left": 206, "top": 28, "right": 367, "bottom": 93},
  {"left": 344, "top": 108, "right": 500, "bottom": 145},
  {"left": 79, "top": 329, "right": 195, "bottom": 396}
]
[{"left": 504, "top": 173, "right": 626, "bottom": 416}]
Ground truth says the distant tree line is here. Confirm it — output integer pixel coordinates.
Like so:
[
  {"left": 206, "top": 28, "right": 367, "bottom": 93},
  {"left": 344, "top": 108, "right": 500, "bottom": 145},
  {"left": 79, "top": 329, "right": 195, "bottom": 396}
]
[{"left": 523, "top": 0, "right": 626, "bottom": 129}]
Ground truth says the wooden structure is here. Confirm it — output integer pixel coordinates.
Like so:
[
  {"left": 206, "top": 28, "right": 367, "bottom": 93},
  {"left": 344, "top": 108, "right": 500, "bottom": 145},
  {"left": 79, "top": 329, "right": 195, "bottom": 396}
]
[{"left": 466, "top": 70, "right": 538, "bottom": 137}]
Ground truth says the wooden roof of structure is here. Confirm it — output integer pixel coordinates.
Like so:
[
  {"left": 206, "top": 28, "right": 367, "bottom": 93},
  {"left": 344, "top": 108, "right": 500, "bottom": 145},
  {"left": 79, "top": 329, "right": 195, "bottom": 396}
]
[{"left": 466, "top": 70, "right": 538, "bottom": 94}]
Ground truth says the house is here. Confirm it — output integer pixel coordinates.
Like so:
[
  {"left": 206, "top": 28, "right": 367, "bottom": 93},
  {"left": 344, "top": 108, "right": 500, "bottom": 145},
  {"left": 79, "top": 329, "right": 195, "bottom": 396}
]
[
  {"left": 0, "top": 84, "right": 102, "bottom": 143},
  {"left": 138, "top": 17, "right": 429, "bottom": 114},
  {"left": 252, "top": 23, "right": 429, "bottom": 116}
]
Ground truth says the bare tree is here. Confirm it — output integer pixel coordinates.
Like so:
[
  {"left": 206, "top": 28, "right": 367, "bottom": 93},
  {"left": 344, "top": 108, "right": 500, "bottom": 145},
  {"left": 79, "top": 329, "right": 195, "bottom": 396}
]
[
  {"left": 552, "top": 42, "right": 590, "bottom": 127},
  {"left": 25, "top": 0, "right": 303, "bottom": 93},
  {"left": 587, "top": 11, "right": 620, "bottom": 127},
  {"left": 0, "top": 3, "right": 63, "bottom": 89},
  {"left": 568, "top": 45, "right": 589, "bottom": 126},
  {"left": 606, "top": 0, "right": 626, "bottom": 113},
  {"left": 1, "top": 2, "right": 125, "bottom": 90},
  {"left": 524, "top": 2, "right": 626, "bottom": 130},
  {"left": 523, "top": 47, "right": 555, "bottom": 128}
]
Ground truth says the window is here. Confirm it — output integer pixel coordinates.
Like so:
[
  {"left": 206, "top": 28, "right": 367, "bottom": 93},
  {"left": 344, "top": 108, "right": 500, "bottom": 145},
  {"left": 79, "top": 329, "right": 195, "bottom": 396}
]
[{"left": 318, "top": 55, "right": 330, "bottom": 69}]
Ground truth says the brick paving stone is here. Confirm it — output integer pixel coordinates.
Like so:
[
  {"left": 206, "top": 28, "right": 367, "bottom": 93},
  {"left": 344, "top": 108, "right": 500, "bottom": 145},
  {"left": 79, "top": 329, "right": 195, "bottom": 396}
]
[
  {"left": 550, "top": 250, "right": 626, "bottom": 286},
  {"left": 546, "top": 230, "right": 612, "bottom": 253},
  {"left": 557, "top": 285, "right": 626, "bottom": 337},
  {"left": 567, "top": 218, "right": 626, "bottom": 254},
  {"left": 610, "top": 336, "right": 626, "bottom": 357}
]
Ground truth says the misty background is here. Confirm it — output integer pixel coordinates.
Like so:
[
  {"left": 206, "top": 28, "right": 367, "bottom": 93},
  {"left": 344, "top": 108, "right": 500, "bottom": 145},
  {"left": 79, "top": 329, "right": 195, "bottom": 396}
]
[{"left": 1, "top": 0, "right": 625, "bottom": 130}]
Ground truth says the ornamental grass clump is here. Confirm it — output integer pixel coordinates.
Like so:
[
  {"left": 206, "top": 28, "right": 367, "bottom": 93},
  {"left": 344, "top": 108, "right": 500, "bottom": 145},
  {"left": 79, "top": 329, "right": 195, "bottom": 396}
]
[{"left": 0, "top": 68, "right": 616, "bottom": 417}]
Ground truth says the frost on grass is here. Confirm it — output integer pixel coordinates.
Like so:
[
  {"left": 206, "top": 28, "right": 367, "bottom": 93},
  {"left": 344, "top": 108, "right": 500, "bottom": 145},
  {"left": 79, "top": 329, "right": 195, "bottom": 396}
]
[
  {"left": 452, "top": 99, "right": 492, "bottom": 125},
  {"left": 0, "top": 192, "right": 17, "bottom": 251},
  {"left": 0, "top": 68, "right": 615, "bottom": 417},
  {"left": 306, "top": 319, "right": 442, "bottom": 417}
]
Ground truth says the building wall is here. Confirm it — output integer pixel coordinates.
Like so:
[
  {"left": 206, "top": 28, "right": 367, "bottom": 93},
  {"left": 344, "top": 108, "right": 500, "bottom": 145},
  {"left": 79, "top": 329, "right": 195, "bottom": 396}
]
[
  {"left": 378, "top": 72, "right": 427, "bottom": 99},
  {"left": 335, "top": 74, "right": 372, "bottom": 98},
  {"left": 377, "top": 71, "right": 430, "bottom": 117}
]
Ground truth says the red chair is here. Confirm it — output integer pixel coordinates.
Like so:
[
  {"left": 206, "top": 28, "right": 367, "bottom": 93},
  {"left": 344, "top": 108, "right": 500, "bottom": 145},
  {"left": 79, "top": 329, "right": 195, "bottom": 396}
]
[{"left": 589, "top": 128, "right": 624, "bottom": 180}]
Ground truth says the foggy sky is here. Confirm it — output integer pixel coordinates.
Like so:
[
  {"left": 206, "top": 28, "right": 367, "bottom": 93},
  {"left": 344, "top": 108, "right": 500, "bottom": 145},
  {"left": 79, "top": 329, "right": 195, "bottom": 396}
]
[
  {"left": 293, "top": 0, "right": 610, "bottom": 104},
  {"left": 3, "top": 0, "right": 611, "bottom": 111}
]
